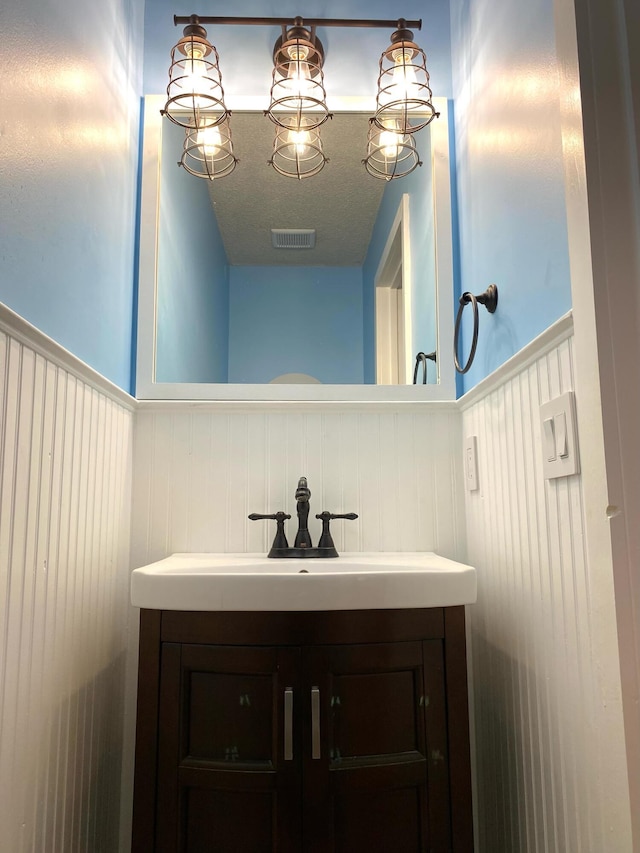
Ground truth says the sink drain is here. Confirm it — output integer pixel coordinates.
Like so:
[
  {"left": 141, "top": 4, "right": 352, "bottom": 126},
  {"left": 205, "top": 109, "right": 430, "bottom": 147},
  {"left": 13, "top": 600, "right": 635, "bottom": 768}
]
[{"left": 298, "top": 569, "right": 309, "bottom": 573}]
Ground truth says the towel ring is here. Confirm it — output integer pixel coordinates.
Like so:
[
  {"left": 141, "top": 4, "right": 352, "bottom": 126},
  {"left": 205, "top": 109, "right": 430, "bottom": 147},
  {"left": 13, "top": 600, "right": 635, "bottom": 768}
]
[
  {"left": 454, "top": 284, "right": 498, "bottom": 374},
  {"left": 413, "top": 351, "right": 437, "bottom": 384}
]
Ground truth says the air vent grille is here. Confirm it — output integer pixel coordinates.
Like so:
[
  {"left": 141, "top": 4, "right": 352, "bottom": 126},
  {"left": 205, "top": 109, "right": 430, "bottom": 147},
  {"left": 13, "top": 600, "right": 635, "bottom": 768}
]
[{"left": 271, "top": 229, "right": 316, "bottom": 249}]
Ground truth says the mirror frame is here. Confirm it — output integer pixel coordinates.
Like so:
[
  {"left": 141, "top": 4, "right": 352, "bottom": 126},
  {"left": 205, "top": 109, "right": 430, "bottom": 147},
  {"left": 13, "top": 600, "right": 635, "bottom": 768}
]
[{"left": 135, "top": 95, "right": 455, "bottom": 401}]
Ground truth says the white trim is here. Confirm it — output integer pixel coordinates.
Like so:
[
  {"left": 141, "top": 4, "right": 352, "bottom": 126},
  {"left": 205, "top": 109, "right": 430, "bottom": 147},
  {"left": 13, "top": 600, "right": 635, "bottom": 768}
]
[
  {"left": 375, "top": 287, "right": 396, "bottom": 385},
  {"left": 430, "top": 100, "right": 456, "bottom": 399},
  {"left": 458, "top": 312, "right": 574, "bottom": 410},
  {"left": 134, "top": 96, "right": 456, "bottom": 402},
  {"left": 559, "top": 0, "right": 639, "bottom": 840},
  {"left": 401, "top": 194, "right": 413, "bottom": 382},
  {"left": 0, "top": 303, "right": 136, "bottom": 410},
  {"left": 375, "top": 194, "right": 412, "bottom": 385},
  {"left": 134, "top": 381, "right": 453, "bottom": 402},
  {"left": 135, "top": 94, "right": 163, "bottom": 400},
  {"left": 135, "top": 398, "right": 460, "bottom": 414}
]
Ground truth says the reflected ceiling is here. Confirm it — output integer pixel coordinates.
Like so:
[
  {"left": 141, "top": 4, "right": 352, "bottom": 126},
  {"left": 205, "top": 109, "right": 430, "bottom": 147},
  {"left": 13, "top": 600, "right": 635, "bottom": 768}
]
[{"left": 205, "top": 112, "right": 386, "bottom": 266}]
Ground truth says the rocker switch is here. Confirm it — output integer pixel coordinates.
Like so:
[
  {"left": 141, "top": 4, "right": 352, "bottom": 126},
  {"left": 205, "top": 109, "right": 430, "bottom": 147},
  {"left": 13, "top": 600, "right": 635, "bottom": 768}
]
[
  {"left": 539, "top": 392, "right": 579, "bottom": 479},
  {"left": 555, "top": 411, "right": 568, "bottom": 458},
  {"left": 542, "top": 418, "right": 556, "bottom": 462}
]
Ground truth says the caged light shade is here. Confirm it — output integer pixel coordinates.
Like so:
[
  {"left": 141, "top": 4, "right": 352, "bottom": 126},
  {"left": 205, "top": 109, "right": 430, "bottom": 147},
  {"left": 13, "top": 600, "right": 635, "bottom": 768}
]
[
  {"left": 179, "top": 116, "right": 238, "bottom": 180},
  {"left": 163, "top": 17, "right": 230, "bottom": 130},
  {"left": 269, "top": 114, "right": 328, "bottom": 179},
  {"left": 363, "top": 118, "right": 422, "bottom": 181},
  {"left": 373, "top": 20, "right": 439, "bottom": 135},
  {"left": 266, "top": 19, "right": 330, "bottom": 131}
]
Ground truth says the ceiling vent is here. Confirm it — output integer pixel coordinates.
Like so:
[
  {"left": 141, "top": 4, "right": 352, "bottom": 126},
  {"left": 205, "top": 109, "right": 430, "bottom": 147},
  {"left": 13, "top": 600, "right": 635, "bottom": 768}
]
[{"left": 271, "top": 228, "right": 316, "bottom": 249}]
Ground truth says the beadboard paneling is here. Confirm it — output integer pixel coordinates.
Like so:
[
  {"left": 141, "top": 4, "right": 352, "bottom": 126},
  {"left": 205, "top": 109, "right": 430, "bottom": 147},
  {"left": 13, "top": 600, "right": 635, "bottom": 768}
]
[
  {"left": 130, "top": 404, "right": 465, "bottom": 569},
  {"left": 0, "top": 327, "right": 134, "bottom": 853},
  {"left": 462, "top": 335, "right": 631, "bottom": 851}
]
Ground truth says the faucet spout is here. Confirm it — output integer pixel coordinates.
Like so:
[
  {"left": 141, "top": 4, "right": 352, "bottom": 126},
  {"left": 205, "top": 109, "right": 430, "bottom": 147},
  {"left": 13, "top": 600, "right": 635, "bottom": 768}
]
[
  {"left": 294, "top": 476, "right": 312, "bottom": 549},
  {"left": 295, "top": 476, "right": 311, "bottom": 503}
]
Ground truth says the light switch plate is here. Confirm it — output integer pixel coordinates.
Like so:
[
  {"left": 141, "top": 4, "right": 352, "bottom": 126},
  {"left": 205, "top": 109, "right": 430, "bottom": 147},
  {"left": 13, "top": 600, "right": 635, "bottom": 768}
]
[
  {"left": 464, "top": 436, "right": 479, "bottom": 491},
  {"left": 539, "top": 391, "right": 580, "bottom": 479}
]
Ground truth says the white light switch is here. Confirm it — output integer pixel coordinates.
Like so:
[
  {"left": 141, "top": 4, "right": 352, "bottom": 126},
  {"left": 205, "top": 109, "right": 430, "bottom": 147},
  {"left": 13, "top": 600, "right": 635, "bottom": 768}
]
[
  {"left": 539, "top": 392, "right": 579, "bottom": 479},
  {"left": 464, "top": 436, "right": 479, "bottom": 492},
  {"left": 542, "top": 417, "right": 556, "bottom": 461},
  {"left": 555, "top": 411, "right": 568, "bottom": 458}
]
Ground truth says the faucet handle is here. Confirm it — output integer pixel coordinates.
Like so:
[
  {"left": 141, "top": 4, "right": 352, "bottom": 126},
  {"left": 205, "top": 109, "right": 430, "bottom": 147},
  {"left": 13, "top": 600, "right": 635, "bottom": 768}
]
[
  {"left": 248, "top": 511, "right": 291, "bottom": 551},
  {"left": 248, "top": 512, "right": 290, "bottom": 521},
  {"left": 315, "top": 511, "right": 359, "bottom": 550},
  {"left": 322, "top": 513, "right": 358, "bottom": 521}
]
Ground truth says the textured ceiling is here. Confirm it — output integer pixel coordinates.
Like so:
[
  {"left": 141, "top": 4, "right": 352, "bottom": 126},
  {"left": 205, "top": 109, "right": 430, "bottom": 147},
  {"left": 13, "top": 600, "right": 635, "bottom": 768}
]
[{"left": 207, "top": 112, "right": 385, "bottom": 266}]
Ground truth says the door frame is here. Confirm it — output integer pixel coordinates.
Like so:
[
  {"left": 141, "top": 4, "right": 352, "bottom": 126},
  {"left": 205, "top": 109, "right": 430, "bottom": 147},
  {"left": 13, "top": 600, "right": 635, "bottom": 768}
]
[
  {"left": 555, "top": 0, "right": 640, "bottom": 842},
  {"left": 375, "top": 194, "right": 413, "bottom": 385}
]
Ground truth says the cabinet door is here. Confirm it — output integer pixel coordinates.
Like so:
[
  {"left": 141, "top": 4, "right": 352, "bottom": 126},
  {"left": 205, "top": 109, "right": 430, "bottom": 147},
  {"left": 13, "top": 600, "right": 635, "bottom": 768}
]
[
  {"left": 303, "top": 641, "right": 451, "bottom": 853},
  {"left": 156, "top": 643, "right": 302, "bottom": 853}
]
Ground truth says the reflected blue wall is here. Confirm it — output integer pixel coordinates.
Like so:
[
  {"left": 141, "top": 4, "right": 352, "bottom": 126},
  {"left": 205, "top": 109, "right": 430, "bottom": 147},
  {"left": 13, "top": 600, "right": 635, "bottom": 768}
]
[
  {"left": 362, "top": 128, "right": 436, "bottom": 384},
  {"left": 0, "top": 0, "right": 144, "bottom": 390},
  {"left": 228, "top": 266, "right": 364, "bottom": 384},
  {"left": 450, "top": 0, "right": 572, "bottom": 392},
  {"left": 156, "top": 122, "right": 229, "bottom": 383}
]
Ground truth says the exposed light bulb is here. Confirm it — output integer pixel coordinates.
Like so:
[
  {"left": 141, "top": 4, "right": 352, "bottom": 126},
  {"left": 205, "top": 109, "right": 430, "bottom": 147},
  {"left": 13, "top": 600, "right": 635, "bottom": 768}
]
[
  {"left": 183, "top": 43, "right": 207, "bottom": 94},
  {"left": 284, "top": 46, "right": 313, "bottom": 97},
  {"left": 287, "top": 127, "right": 310, "bottom": 155},
  {"left": 180, "top": 42, "right": 218, "bottom": 112},
  {"left": 196, "top": 124, "right": 221, "bottom": 156},
  {"left": 379, "top": 121, "right": 402, "bottom": 157},
  {"left": 390, "top": 48, "right": 420, "bottom": 103}
]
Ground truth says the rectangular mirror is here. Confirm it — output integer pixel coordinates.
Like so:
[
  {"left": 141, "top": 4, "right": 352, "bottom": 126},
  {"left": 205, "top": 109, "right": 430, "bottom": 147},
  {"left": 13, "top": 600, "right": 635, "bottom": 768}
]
[{"left": 136, "top": 95, "right": 455, "bottom": 400}]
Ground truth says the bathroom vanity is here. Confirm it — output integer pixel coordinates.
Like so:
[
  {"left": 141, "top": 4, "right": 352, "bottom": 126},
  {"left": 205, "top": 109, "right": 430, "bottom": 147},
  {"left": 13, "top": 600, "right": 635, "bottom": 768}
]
[
  {"left": 130, "top": 553, "right": 475, "bottom": 852},
  {"left": 131, "top": 553, "right": 476, "bottom": 853}
]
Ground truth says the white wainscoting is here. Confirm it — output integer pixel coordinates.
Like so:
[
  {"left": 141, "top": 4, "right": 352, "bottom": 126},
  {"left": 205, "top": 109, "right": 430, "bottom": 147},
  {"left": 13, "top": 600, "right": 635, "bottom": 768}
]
[
  {"left": 0, "top": 312, "right": 134, "bottom": 853},
  {"left": 461, "top": 327, "right": 631, "bottom": 851},
  {"left": 130, "top": 402, "right": 466, "bottom": 568},
  {"left": 3, "top": 303, "right": 631, "bottom": 852}
]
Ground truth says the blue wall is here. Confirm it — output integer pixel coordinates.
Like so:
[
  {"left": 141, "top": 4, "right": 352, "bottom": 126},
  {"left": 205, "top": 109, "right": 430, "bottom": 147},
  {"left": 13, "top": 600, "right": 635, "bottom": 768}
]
[
  {"left": 156, "top": 121, "right": 230, "bottom": 383},
  {"left": 450, "top": 0, "right": 572, "bottom": 393},
  {"left": 362, "top": 128, "right": 437, "bottom": 383},
  {"left": 0, "top": 0, "right": 144, "bottom": 391},
  {"left": 228, "top": 266, "right": 364, "bottom": 384}
]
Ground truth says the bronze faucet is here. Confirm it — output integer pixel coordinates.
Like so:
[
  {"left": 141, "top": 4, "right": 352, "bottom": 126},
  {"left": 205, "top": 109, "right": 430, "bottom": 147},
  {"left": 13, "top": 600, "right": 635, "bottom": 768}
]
[{"left": 249, "top": 476, "right": 357, "bottom": 558}]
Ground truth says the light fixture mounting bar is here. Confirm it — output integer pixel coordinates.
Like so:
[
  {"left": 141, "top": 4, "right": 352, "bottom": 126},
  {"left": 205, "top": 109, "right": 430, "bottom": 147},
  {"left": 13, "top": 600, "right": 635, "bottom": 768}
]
[{"left": 173, "top": 15, "right": 422, "bottom": 31}]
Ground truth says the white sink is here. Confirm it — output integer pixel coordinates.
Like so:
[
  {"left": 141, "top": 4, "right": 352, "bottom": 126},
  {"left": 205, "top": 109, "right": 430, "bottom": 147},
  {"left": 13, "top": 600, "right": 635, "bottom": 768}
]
[{"left": 130, "top": 552, "right": 477, "bottom": 611}]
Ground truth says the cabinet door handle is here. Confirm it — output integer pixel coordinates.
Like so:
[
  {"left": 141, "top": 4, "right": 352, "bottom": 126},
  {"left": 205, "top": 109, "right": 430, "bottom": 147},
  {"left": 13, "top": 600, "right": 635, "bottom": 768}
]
[
  {"left": 284, "top": 688, "right": 294, "bottom": 761},
  {"left": 311, "top": 686, "right": 321, "bottom": 759}
]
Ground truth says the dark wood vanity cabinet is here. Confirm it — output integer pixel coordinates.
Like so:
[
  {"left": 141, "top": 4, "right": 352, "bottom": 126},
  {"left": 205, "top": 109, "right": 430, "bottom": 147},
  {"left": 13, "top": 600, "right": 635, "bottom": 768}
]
[{"left": 132, "top": 608, "right": 473, "bottom": 853}]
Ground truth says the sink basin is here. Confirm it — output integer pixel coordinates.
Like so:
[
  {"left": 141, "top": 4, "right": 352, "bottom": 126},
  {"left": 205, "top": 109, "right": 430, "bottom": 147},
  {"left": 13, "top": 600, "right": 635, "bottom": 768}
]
[{"left": 130, "top": 552, "right": 477, "bottom": 611}]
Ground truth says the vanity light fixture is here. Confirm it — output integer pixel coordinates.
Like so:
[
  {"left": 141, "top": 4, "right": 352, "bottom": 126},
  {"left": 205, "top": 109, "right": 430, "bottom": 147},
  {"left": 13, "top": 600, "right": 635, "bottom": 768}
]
[
  {"left": 373, "top": 20, "right": 439, "bottom": 134},
  {"left": 166, "top": 14, "right": 435, "bottom": 181}
]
